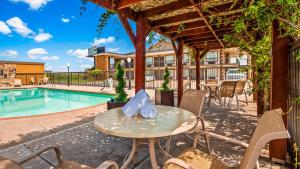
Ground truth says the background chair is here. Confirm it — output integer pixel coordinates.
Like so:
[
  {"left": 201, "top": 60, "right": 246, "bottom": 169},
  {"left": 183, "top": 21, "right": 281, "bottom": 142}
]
[
  {"left": 235, "top": 79, "right": 248, "bottom": 106},
  {"left": 179, "top": 89, "right": 210, "bottom": 154},
  {"left": 30, "top": 77, "right": 35, "bottom": 85},
  {"left": 13, "top": 79, "right": 22, "bottom": 87},
  {"left": 218, "top": 81, "right": 238, "bottom": 109},
  {"left": 163, "top": 108, "right": 290, "bottom": 169}
]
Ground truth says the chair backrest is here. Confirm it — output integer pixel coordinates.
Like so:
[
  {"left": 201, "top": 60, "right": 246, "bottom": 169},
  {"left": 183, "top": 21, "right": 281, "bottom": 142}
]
[
  {"left": 235, "top": 80, "right": 247, "bottom": 95},
  {"left": 44, "top": 77, "right": 49, "bottom": 83},
  {"left": 179, "top": 89, "right": 208, "bottom": 117},
  {"left": 220, "top": 81, "right": 237, "bottom": 98},
  {"left": 14, "top": 79, "right": 22, "bottom": 85},
  {"left": 239, "top": 109, "right": 290, "bottom": 169},
  {"left": 30, "top": 77, "right": 34, "bottom": 83}
]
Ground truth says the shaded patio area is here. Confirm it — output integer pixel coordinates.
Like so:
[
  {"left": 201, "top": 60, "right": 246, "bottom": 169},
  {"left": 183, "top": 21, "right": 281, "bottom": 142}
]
[{"left": 0, "top": 91, "right": 287, "bottom": 168}]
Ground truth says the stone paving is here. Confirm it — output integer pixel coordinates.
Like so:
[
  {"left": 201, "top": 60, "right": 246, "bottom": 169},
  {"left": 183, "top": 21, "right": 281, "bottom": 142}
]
[{"left": 0, "top": 85, "right": 289, "bottom": 168}]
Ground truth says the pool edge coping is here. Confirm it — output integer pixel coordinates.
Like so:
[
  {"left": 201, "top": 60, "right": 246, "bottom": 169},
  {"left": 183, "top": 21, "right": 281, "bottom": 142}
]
[{"left": 0, "top": 86, "right": 112, "bottom": 120}]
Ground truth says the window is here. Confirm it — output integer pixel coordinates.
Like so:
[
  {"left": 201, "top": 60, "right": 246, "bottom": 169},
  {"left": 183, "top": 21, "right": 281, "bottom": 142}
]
[
  {"left": 165, "top": 55, "right": 175, "bottom": 66},
  {"left": 238, "top": 55, "right": 248, "bottom": 66},
  {"left": 183, "top": 54, "right": 190, "bottom": 65},
  {"left": 146, "top": 57, "right": 153, "bottom": 67},
  {"left": 109, "top": 58, "right": 115, "bottom": 70},
  {"left": 154, "top": 57, "right": 164, "bottom": 67},
  {"left": 206, "top": 69, "right": 218, "bottom": 79},
  {"left": 205, "top": 51, "right": 218, "bottom": 63},
  {"left": 229, "top": 57, "right": 237, "bottom": 64},
  {"left": 0, "top": 69, "right": 3, "bottom": 77}
]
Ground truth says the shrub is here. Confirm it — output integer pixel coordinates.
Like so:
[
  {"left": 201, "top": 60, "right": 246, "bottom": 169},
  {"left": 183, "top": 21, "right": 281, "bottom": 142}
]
[
  {"left": 161, "top": 67, "right": 170, "bottom": 91},
  {"left": 114, "top": 62, "right": 127, "bottom": 102}
]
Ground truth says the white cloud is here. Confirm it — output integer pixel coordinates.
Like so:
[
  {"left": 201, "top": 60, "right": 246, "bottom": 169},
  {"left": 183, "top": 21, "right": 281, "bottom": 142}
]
[
  {"left": 41, "top": 55, "right": 59, "bottom": 60},
  {"left": 67, "top": 49, "right": 88, "bottom": 59},
  {"left": 27, "top": 48, "right": 48, "bottom": 59},
  {"left": 6, "top": 17, "right": 34, "bottom": 37},
  {"left": 0, "top": 50, "right": 18, "bottom": 58},
  {"left": 61, "top": 18, "right": 70, "bottom": 23},
  {"left": 107, "top": 48, "right": 120, "bottom": 52},
  {"left": 92, "top": 36, "right": 115, "bottom": 46},
  {"left": 80, "top": 64, "right": 93, "bottom": 70},
  {"left": 0, "top": 21, "right": 12, "bottom": 35},
  {"left": 9, "top": 0, "right": 51, "bottom": 10},
  {"left": 34, "top": 29, "right": 52, "bottom": 42}
]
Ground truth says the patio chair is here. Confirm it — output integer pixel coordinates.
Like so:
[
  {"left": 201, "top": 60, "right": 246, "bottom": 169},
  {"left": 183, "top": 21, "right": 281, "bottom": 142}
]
[
  {"left": 218, "top": 81, "right": 238, "bottom": 109},
  {"left": 30, "top": 77, "right": 35, "bottom": 85},
  {"left": 0, "top": 146, "right": 118, "bottom": 169},
  {"left": 13, "top": 79, "right": 22, "bottom": 87},
  {"left": 179, "top": 89, "right": 210, "bottom": 154},
  {"left": 163, "top": 108, "right": 290, "bottom": 169},
  {"left": 235, "top": 80, "right": 248, "bottom": 106}
]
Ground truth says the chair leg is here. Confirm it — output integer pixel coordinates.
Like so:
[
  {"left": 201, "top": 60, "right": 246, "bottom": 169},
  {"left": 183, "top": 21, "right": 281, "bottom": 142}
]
[
  {"left": 244, "top": 90, "right": 248, "bottom": 105},
  {"left": 219, "top": 96, "right": 222, "bottom": 109},
  {"left": 236, "top": 94, "right": 240, "bottom": 111},
  {"left": 198, "top": 117, "right": 211, "bottom": 155}
]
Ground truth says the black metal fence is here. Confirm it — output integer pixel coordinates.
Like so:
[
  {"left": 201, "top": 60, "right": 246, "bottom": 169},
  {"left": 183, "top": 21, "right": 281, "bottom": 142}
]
[
  {"left": 288, "top": 41, "right": 300, "bottom": 162},
  {"left": 40, "top": 67, "right": 249, "bottom": 91}
]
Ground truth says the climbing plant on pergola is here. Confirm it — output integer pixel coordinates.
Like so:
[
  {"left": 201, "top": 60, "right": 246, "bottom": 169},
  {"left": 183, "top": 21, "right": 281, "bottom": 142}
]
[{"left": 82, "top": 0, "right": 300, "bottom": 161}]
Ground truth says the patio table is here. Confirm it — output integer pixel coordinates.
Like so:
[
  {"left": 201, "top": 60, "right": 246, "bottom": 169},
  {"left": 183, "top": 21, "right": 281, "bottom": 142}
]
[{"left": 94, "top": 105, "right": 197, "bottom": 169}]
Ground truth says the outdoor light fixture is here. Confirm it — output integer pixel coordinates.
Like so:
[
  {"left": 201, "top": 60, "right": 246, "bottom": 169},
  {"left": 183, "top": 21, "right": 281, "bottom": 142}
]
[{"left": 67, "top": 63, "right": 70, "bottom": 86}]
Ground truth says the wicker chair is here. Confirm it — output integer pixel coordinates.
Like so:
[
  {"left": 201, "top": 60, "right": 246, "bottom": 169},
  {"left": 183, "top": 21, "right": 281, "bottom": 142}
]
[
  {"left": 235, "top": 80, "right": 248, "bottom": 106},
  {"left": 163, "top": 109, "right": 290, "bottom": 169},
  {"left": 0, "top": 146, "right": 118, "bottom": 169},
  {"left": 218, "top": 81, "right": 237, "bottom": 109},
  {"left": 179, "top": 89, "right": 210, "bottom": 154}
]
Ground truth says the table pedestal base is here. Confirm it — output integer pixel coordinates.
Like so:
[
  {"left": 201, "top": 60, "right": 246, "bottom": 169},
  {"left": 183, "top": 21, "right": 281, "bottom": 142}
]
[{"left": 121, "top": 138, "right": 172, "bottom": 169}]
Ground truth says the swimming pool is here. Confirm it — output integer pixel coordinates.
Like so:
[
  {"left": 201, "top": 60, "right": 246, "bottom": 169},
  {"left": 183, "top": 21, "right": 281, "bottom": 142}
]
[{"left": 0, "top": 88, "right": 113, "bottom": 118}]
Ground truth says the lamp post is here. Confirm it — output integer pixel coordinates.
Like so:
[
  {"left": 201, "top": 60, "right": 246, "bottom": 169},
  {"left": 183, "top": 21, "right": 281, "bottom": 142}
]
[
  {"left": 127, "top": 57, "right": 132, "bottom": 90},
  {"left": 67, "top": 63, "right": 70, "bottom": 86}
]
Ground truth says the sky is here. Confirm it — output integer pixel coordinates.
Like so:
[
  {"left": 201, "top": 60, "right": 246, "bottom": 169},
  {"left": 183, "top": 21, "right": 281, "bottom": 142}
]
[{"left": 0, "top": 0, "right": 138, "bottom": 71}]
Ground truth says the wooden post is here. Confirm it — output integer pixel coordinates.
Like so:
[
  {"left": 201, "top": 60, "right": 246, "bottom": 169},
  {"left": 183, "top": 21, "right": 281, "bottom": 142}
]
[
  {"left": 196, "top": 50, "right": 201, "bottom": 90},
  {"left": 135, "top": 15, "right": 146, "bottom": 93},
  {"left": 177, "top": 40, "right": 184, "bottom": 105},
  {"left": 269, "top": 20, "right": 289, "bottom": 162}
]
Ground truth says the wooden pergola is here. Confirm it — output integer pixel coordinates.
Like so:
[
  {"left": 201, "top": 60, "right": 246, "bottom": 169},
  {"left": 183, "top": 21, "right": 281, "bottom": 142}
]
[{"left": 90, "top": 0, "right": 290, "bottom": 163}]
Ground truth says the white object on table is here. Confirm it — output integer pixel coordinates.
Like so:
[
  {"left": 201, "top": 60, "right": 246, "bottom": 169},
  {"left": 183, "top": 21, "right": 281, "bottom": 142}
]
[
  {"left": 140, "top": 103, "right": 158, "bottom": 119},
  {"left": 122, "top": 89, "right": 150, "bottom": 117}
]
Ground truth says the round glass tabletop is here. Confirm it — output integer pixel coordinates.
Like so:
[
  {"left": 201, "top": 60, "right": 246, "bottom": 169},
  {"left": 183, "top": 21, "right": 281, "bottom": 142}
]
[{"left": 94, "top": 105, "right": 197, "bottom": 138}]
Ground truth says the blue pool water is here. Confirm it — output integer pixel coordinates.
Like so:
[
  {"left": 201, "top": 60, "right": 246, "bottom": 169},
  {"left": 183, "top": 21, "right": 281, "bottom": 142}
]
[{"left": 0, "top": 88, "right": 113, "bottom": 118}]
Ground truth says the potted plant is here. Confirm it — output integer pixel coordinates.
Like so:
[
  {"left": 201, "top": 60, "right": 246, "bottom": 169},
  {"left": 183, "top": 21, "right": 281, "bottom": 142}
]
[
  {"left": 107, "top": 62, "right": 128, "bottom": 110},
  {"left": 155, "top": 67, "right": 174, "bottom": 106}
]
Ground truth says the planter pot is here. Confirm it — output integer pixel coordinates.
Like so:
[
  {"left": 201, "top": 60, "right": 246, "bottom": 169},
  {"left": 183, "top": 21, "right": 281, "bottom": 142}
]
[
  {"left": 107, "top": 101, "right": 127, "bottom": 110},
  {"left": 155, "top": 89, "right": 174, "bottom": 106}
]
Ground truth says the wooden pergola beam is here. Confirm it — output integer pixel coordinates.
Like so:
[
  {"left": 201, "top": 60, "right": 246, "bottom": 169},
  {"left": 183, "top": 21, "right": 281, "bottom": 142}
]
[
  {"left": 151, "top": 12, "right": 200, "bottom": 27},
  {"left": 175, "top": 29, "right": 231, "bottom": 40},
  {"left": 269, "top": 20, "right": 290, "bottom": 162},
  {"left": 118, "top": 12, "right": 136, "bottom": 48},
  {"left": 117, "top": 0, "right": 145, "bottom": 9},
  {"left": 189, "top": 40, "right": 220, "bottom": 46},
  {"left": 171, "top": 26, "right": 233, "bottom": 39},
  {"left": 162, "top": 21, "right": 207, "bottom": 34},
  {"left": 140, "top": 0, "right": 239, "bottom": 18},
  {"left": 195, "top": 49, "right": 209, "bottom": 90},
  {"left": 184, "top": 37, "right": 218, "bottom": 43},
  {"left": 195, "top": 45, "right": 223, "bottom": 50},
  {"left": 171, "top": 39, "right": 184, "bottom": 105},
  {"left": 189, "top": 0, "right": 224, "bottom": 48}
]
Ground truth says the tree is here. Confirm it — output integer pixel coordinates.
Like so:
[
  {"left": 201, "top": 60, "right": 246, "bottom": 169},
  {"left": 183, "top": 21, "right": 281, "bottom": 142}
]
[
  {"left": 114, "top": 62, "right": 127, "bottom": 102},
  {"left": 161, "top": 67, "right": 170, "bottom": 91}
]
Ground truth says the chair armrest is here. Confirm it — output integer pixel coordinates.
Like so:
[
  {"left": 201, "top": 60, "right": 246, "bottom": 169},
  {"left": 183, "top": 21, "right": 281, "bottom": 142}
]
[
  {"left": 96, "top": 160, "right": 119, "bottom": 169},
  {"left": 199, "top": 131, "right": 249, "bottom": 148},
  {"left": 18, "top": 145, "right": 63, "bottom": 165},
  {"left": 164, "top": 158, "right": 196, "bottom": 169}
]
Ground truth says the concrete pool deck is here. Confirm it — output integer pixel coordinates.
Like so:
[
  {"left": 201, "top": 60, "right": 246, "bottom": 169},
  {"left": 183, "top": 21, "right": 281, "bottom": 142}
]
[
  {"left": 0, "top": 85, "right": 154, "bottom": 147},
  {"left": 0, "top": 87, "right": 288, "bottom": 168}
]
